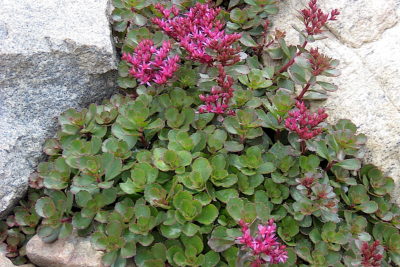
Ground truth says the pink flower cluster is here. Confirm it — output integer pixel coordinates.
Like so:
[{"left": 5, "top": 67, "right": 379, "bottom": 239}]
[
  {"left": 361, "top": 241, "right": 384, "bottom": 267},
  {"left": 285, "top": 101, "right": 328, "bottom": 140},
  {"left": 301, "top": 0, "right": 340, "bottom": 36},
  {"left": 309, "top": 48, "right": 333, "bottom": 76},
  {"left": 121, "top": 39, "right": 180, "bottom": 85},
  {"left": 154, "top": 3, "right": 179, "bottom": 18},
  {"left": 236, "top": 219, "right": 288, "bottom": 267},
  {"left": 152, "top": 3, "right": 241, "bottom": 66},
  {"left": 198, "top": 65, "right": 235, "bottom": 115}
]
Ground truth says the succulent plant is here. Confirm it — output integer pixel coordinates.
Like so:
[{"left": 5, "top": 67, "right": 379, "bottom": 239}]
[{"left": 0, "top": 189, "right": 42, "bottom": 265}]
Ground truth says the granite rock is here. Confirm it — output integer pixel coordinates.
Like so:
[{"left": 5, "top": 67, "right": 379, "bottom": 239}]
[
  {"left": 0, "top": 0, "right": 117, "bottom": 217},
  {"left": 271, "top": 0, "right": 400, "bottom": 203},
  {"left": 26, "top": 234, "right": 103, "bottom": 267},
  {"left": 26, "top": 234, "right": 136, "bottom": 267}
]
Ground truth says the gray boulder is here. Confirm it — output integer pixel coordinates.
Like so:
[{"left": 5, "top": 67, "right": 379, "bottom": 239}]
[{"left": 0, "top": 0, "right": 118, "bottom": 217}]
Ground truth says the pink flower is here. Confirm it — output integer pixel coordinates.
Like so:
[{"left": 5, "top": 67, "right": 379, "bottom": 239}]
[
  {"left": 285, "top": 101, "right": 328, "bottom": 140},
  {"left": 198, "top": 65, "right": 235, "bottom": 116},
  {"left": 301, "top": 0, "right": 340, "bottom": 36},
  {"left": 361, "top": 241, "right": 384, "bottom": 267},
  {"left": 236, "top": 219, "right": 288, "bottom": 266},
  {"left": 309, "top": 48, "right": 333, "bottom": 76},
  {"left": 154, "top": 3, "right": 179, "bottom": 18},
  {"left": 121, "top": 39, "right": 180, "bottom": 85},
  {"left": 152, "top": 3, "right": 241, "bottom": 66}
]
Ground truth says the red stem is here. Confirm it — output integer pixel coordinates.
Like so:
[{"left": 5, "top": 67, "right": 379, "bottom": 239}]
[
  {"left": 300, "top": 140, "right": 307, "bottom": 154},
  {"left": 60, "top": 217, "right": 72, "bottom": 223},
  {"left": 296, "top": 82, "right": 311, "bottom": 100},
  {"left": 324, "top": 161, "right": 336, "bottom": 172},
  {"left": 265, "top": 40, "right": 275, "bottom": 48},
  {"left": 140, "top": 133, "right": 148, "bottom": 147},
  {"left": 277, "top": 41, "right": 308, "bottom": 74},
  {"left": 274, "top": 129, "right": 281, "bottom": 141},
  {"left": 255, "top": 30, "right": 274, "bottom": 59}
]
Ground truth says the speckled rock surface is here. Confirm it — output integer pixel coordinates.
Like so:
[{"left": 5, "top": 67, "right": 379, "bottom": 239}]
[
  {"left": 0, "top": 0, "right": 117, "bottom": 217},
  {"left": 271, "top": 0, "right": 400, "bottom": 203},
  {"left": 26, "top": 234, "right": 136, "bottom": 267},
  {"left": 26, "top": 234, "right": 103, "bottom": 267}
]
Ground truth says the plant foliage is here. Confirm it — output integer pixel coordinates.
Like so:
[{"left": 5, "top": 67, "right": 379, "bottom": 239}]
[{"left": 1, "top": 0, "right": 400, "bottom": 266}]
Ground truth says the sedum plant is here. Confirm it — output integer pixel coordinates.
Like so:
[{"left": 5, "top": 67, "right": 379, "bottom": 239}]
[{"left": 2, "top": 0, "right": 400, "bottom": 266}]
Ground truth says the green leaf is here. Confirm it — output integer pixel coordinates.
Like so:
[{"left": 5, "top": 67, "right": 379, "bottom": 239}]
[
  {"left": 144, "top": 183, "right": 168, "bottom": 208},
  {"left": 111, "top": 124, "right": 138, "bottom": 149},
  {"left": 102, "top": 251, "right": 118, "bottom": 266},
  {"left": 334, "top": 159, "right": 361, "bottom": 171},
  {"left": 310, "top": 140, "right": 331, "bottom": 161},
  {"left": 258, "top": 162, "right": 275, "bottom": 174},
  {"left": 299, "top": 155, "right": 320, "bottom": 172},
  {"left": 215, "top": 189, "right": 239, "bottom": 203},
  {"left": 228, "top": 0, "right": 240, "bottom": 9},
  {"left": 112, "top": 0, "right": 125, "bottom": 9},
  {"left": 115, "top": 199, "right": 134, "bottom": 220},
  {"left": 151, "top": 243, "right": 167, "bottom": 262},
  {"left": 303, "top": 92, "right": 328, "bottom": 100},
  {"left": 126, "top": 27, "right": 151, "bottom": 46},
  {"left": 207, "top": 227, "right": 235, "bottom": 252},
  {"left": 117, "top": 76, "right": 137, "bottom": 89},
  {"left": 202, "top": 251, "right": 220, "bottom": 267},
  {"left": 37, "top": 226, "right": 60, "bottom": 243},
  {"left": 181, "top": 234, "right": 203, "bottom": 254},
  {"left": 160, "top": 224, "right": 181, "bottom": 239},
  {"left": 133, "top": 13, "right": 147, "bottom": 26},
  {"left": 121, "top": 242, "right": 137, "bottom": 258},
  {"left": 194, "top": 192, "right": 212, "bottom": 206},
  {"left": 72, "top": 212, "right": 93, "bottom": 229},
  {"left": 59, "top": 223, "right": 73, "bottom": 239},
  {"left": 35, "top": 198, "right": 56, "bottom": 218},
  {"left": 230, "top": 8, "right": 247, "bottom": 24},
  {"left": 195, "top": 204, "right": 219, "bottom": 225},
  {"left": 182, "top": 223, "right": 200, "bottom": 237},
  {"left": 224, "top": 141, "right": 244, "bottom": 152},
  {"left": 278, "top": 216, "right": 299, "bottom": 241},
  {"left": 102, "top": 153, "right": 122, "bottom": 181},
  {"left": 356, "top": 201, "right": 378, "bottom": 214},
  {"left": 240, "top": 32, "right": 258, "bottom": 47},
  {"left": 388, "top": 234, "right": 400, "bottom": 254},
  {"left": 208, "top": 129, "right": 227, "bottom": 151},
  {"left": 192, "top": 157, "right": 212, "bottom": 180},
  {"left": 106, "top": 220, "right": 123, "bottom": 237},
  {"left": 317, "top": 81, "right": 338, "bottom": 92},
  {"left": 226, "top": 198, "right": 243, "bottom": 221}
]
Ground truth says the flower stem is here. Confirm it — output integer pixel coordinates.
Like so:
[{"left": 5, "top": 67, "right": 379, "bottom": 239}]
[
  {"left": 300, "top": 140, "right": 307, "bottom": 154},
  {"left": 324, "top": 161, "right": 336, "bottom": 172},
  {"left": 60, "top": 217, "right": 72, "bottom": 223},
  {"left": 277, "top": 41, "right": 308, "bottom": 74},
  {"left": 274, "top": 129, "right": 281, "bottom": 142},
  {"left": 139, "top": 129, "right": 148, "bottom": 147},
  {"left": 296, "top": 82, "right": 311, "bottom": 100}
]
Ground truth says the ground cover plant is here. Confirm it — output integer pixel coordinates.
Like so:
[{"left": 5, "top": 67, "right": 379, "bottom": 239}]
[{"left": 1, "top": 0, "right": 400, "bottom": 266}]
